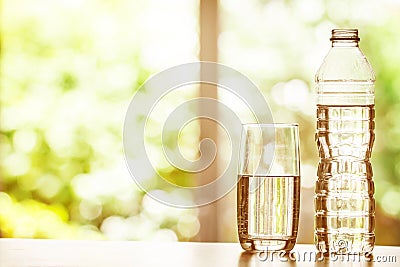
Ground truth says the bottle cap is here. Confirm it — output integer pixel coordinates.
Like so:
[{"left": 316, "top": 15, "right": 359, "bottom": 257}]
[{"left": 330, "top": 29, "right": 360, "bottom": 41}]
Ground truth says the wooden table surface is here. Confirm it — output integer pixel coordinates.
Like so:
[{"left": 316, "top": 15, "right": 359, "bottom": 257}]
[{"left": 0, "top": 239, "right": 399, "bottom": 267}]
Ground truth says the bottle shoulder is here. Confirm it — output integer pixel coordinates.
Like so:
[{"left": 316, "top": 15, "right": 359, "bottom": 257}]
[{"left": 315, "top": 47, "right": 375, "bottom": 82}]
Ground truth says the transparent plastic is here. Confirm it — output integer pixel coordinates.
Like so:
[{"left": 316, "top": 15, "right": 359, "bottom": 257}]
[{"left": 315, "top": 29, "right": 376, "bottom": 255}]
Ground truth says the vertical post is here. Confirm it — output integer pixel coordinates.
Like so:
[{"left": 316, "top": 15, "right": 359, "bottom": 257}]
[{"left": 197, "top": 0, "right": 219, "bottom": 242}]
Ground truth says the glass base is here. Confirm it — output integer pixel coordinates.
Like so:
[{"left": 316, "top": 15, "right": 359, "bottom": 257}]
[{"left": 239, "top": 238, "right": 296, "bottom": 252}]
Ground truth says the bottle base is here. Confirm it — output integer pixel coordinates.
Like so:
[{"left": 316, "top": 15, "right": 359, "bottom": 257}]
[
  {"left": 239, "top": 238, "right": 296, "bottom": 252},
  {"left": 315, "top": 232, "right": 375, "bottom": 255}
]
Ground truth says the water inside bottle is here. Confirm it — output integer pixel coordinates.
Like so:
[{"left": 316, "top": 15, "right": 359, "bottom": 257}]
[{"left": 315, "top": 101, "right": 375, "bottom": 254}]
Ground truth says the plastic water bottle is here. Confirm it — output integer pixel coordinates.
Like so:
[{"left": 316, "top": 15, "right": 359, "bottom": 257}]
[{"left": 315, "top": 29, "right": 375, "bottom": 255}]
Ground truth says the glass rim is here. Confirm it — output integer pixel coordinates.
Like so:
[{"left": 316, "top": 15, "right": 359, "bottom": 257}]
[{"left": 242, "top": 123, "right": 299, "bottom": 128}]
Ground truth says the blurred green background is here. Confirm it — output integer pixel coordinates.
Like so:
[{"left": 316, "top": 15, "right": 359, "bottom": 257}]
[{"left": 1, "top": 0, "right": 400, "bottom": 244}]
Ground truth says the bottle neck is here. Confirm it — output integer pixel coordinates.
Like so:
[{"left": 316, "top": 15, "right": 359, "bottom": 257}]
[{"left": 330, "top": 29, "right": 359, "bottom": 47}]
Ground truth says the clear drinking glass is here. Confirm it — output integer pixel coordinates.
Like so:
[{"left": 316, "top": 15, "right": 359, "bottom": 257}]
[{"left": 237, "top": 123, "right": 300, "bottom": 252}]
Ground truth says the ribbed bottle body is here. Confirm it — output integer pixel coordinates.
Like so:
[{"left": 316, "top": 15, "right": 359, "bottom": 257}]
[{"left": 315, "top": 96, "right": 375, "bottom": 254}]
